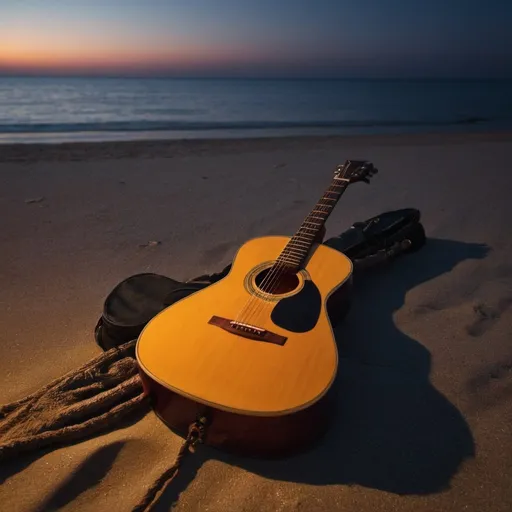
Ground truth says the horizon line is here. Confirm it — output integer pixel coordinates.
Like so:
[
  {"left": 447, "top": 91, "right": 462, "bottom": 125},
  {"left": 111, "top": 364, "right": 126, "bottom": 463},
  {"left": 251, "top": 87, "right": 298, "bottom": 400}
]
[{"left": 0, "top": 72, "right": 510, "bottom": 82}]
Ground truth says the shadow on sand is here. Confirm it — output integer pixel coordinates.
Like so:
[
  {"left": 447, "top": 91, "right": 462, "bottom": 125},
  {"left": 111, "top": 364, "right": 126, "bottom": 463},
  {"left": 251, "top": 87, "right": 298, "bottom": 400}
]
[
  {"left": 1, "top": 237, "right": 489, "bottom": 510},
  {"left": 32, "top": 441, "right": 126, "bottom": 512},
  {"left": 156, "top": 237, "right": 488, "bottom": 508}
]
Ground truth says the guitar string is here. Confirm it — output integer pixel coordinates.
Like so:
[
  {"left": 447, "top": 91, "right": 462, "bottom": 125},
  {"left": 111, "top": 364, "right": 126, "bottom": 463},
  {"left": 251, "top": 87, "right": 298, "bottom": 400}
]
[
  {"left": 243, "top": 181, "right": 344, "bottom": 326},
  {"left": 239, "top": 179, "right": 345, "bottom": 326},
  {"left": 238, "top": 162, "right": 371, "bottom": 329},
  {"left": 248, "top": 172, "right": 358, "bottom": 326},
  {"left": 237, "top": 173, "right": 349, "bottom": 326},
  {"left": 243, "top": 204, "right": 332, "bottom": 323},
  {"left": 255, "top": 162, "right": 376, "bottom": 324},
  {"left": 230, "top": 174, "right": 342, "bottom": 327},
  {"left": 231, "top": 193, "right": 332, "bottom": 326},
  {"left": 248, "top": 162, "right": 372, "bottom": 325},
  {"left": 231, "top": 241, "right": 298, "bottom": 325},
  {"left": 232, "top": 163, "right": 355, "bottom": 327},
  {"left": 233, "top": 179, "right": 342, "bottom": 325}
]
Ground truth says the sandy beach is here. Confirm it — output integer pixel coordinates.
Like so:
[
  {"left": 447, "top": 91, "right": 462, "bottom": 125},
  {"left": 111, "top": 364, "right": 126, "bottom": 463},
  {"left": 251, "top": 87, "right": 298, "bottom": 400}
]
[{"left": 1, "top": 131, "right": 511, "bottom": 511}]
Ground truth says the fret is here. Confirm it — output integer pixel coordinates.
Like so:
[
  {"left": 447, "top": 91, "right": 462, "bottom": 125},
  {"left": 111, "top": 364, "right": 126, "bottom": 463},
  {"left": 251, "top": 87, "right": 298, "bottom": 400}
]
[
  {"left": 312, "top": 209, "right": 328, "bottom": 215},
  {"left": 324, "top": 191, "right": 339, "bottom": 196},
  {"left": 306, "top": 215, "right": 325, "bottom": 221},
  {"left": 277, "top": 256, "right": 302, "bottom": 265},
  {"left": 294, "top": 240, "right": 314, "bottom": 249},
  {"left": 279, "top": 257, "right": 302, "bottom": 265},
  {"left": 321, "top": 197, "right": 336, "bottom": 202},
  {"left": 280, "top": 246, "right": 303, "bottom": 255},
  {"left": 289, "top": 240, "right": 310, "bottom": 248},
  {"left": 286, "top": 246, "right": 308, "bottom": 256},
  {"left": 293, "top": 237, "right": 314, "bottom": 245},
  {"left": 284, "top": 240, "right": 311, "bottom": 254},
  {"left": 294, "top": 233, "right": 318, "bottom": 243},
  {"left": 291, "top": 235, "right": 312, "bottom": 243},
  {"left": 277, "top": 261, "right": 303, "bottom": 269},
  {"left": 300, "top": 227, "right": 320, "bottom": 234},
  {"left": 283, "top": 247, "right": 309, "bottom": 258},
  {"left": 283, "top": 247, "right": 305, "bottom": 257},
  {"left": 279, "top": 249, "right": 303, "bottom": 259},
  {"left": 278, "top": 260, "right": 302, "bottom": 268},
  {"left": 313, "top": 206, "right": 332, "bottom": 214}
]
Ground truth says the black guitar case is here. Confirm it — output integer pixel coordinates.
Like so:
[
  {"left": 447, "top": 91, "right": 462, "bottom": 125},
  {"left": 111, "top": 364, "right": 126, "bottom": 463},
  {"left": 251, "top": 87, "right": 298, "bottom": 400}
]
[{"left": 94, "top": 208, "right": 425, "bottom": 351}]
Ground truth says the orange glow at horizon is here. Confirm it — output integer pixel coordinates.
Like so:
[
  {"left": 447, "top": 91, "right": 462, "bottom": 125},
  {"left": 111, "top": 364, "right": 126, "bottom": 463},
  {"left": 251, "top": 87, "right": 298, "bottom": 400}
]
[
  {"left": 0, "top": 5, "right": 340, "bottom": 75},
  {"left": 0, "top": 22, "right": 262, "bottom": 73},
  {"left": 0, "top": 49, "right": 224, "bottom": 70}
]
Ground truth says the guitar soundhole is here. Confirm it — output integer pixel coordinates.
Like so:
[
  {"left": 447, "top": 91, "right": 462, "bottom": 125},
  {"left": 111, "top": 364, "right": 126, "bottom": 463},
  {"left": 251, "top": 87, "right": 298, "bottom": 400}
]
[{"left": 254, "top": 267, "right": 300, "bottom": 295}]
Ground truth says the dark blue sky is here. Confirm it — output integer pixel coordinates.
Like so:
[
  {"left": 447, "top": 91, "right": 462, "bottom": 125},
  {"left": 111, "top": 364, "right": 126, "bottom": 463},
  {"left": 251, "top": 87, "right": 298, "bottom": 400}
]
[{"left": 1, "top": 0, "right": 511, "bottom": 78}]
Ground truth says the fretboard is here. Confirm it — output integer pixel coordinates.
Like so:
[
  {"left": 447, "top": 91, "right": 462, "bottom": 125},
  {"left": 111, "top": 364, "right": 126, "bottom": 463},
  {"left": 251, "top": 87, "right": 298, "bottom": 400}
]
[{"left": 276, "top": 176, "right": 350, "bottom": 270}]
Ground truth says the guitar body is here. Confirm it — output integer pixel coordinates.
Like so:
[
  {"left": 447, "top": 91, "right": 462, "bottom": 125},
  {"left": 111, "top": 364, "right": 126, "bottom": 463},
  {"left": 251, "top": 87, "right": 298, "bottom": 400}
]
[{"left": 136, "top": 235, "right": 353, "bottom": 457}]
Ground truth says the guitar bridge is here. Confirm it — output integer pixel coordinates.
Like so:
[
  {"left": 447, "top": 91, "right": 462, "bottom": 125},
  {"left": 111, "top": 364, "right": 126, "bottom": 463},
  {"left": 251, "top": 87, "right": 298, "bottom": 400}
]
[
  {"left": 230, "top": 320, "right": 266, "bottom": 336},
  {"left": 208, "top": 316, "right": 287, "bottom": 346}
]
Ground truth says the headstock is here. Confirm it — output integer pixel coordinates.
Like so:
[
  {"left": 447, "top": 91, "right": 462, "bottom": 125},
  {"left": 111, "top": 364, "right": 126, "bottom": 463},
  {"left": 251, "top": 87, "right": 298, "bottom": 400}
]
[{"left": 334, "top": 159, "right": 378, "bottom": 185}]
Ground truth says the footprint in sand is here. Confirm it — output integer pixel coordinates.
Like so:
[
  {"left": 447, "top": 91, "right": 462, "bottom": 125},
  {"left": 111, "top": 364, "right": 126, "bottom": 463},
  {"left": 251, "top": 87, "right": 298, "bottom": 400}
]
[{"left": 466, "top": 297, "right": 512, "bottom": 337}]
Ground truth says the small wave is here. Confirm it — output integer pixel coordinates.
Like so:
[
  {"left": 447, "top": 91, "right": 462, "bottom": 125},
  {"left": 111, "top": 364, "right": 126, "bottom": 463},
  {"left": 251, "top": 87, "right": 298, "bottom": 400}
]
[{"left": 0, "top": 116, "right": 495, "bottom": 134}]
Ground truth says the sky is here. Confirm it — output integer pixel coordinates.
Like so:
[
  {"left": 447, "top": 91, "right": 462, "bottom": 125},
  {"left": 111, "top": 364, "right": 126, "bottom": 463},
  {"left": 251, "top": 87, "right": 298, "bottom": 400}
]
[{"left": 1, "top": 0, "right": 511, "bottom": 79}]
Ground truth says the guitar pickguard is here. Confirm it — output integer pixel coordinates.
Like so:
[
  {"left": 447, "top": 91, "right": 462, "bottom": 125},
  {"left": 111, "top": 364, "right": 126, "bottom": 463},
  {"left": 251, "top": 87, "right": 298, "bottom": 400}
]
[{"left": 271, "top": 279, "right": 322, "bottom": 332}]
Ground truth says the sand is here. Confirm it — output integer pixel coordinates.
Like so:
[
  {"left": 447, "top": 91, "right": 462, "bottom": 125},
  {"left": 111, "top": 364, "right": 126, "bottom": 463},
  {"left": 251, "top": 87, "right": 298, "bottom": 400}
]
[{"left": 0, "top": 132, "right": 511, "bottom": 511}]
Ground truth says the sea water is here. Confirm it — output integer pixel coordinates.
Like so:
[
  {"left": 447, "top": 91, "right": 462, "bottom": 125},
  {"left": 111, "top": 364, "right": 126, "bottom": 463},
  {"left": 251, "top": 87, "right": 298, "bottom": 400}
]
[{"left": 0, "top": 76, "right": 511, "bottom": 143}]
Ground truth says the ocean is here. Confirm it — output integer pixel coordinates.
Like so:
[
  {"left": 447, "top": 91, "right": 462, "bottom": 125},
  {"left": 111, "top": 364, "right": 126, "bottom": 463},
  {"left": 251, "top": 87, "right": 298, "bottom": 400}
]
[{"left": 0, "top": 77, "right": 511, "bottom": 144}]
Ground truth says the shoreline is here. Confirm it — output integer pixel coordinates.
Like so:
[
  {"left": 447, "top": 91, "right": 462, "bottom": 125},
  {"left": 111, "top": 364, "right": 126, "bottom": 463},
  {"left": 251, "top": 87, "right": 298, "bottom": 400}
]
[{"left": 1, "top": 129, "right": 512, "bottom": 163}]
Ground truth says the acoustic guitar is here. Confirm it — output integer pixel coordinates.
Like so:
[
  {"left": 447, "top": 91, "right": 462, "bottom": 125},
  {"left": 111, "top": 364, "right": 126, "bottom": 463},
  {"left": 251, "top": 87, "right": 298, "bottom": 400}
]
[{"left": 136, "top": 160, "right": 377, "bottom": 457}]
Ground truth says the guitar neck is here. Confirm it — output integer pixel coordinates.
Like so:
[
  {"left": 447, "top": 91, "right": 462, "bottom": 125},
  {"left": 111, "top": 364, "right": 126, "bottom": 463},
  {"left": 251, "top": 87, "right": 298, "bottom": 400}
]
[{"left": 276, "top": 174, "right": 350, "bottom": 270}]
